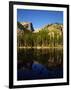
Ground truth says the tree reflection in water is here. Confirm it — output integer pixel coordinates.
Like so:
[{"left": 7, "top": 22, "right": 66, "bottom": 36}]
[{"left": 17, "top": 48, "right": 63, "bottom": 80}]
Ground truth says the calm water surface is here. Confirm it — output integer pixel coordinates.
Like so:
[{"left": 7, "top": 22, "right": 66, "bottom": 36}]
[{"left": 17, "top": 48, "right": 63, "bottom": 80}]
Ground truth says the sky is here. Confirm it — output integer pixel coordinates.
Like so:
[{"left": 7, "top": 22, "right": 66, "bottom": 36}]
[{"left": 17, "top": 9, "right": 63, "bottom": 30}]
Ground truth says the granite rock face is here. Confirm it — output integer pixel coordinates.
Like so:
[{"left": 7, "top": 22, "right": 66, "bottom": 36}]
[{"left": 21, "top": 22, "right": 34, "bottom": 31}]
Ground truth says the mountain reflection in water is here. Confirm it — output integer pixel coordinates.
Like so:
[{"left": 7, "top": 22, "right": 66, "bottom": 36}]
[{"left": 17, "top": 48, "right": 63, "bottom": 80}]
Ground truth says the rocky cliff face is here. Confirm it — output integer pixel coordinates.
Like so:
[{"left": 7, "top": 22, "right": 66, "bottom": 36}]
[
  {"left": 21, "top": 22, "right": 34, "bottom": 31},
  {"left": 17, "top": 22, "right": 63, "bottom": 34},
  {"left": 33, "top": 23, "right": 63, "bottom": 33}
]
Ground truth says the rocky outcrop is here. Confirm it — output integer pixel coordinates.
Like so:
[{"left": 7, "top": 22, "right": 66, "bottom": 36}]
[{"left": 21, "top": 22, "right": 34, "bottom": 31}]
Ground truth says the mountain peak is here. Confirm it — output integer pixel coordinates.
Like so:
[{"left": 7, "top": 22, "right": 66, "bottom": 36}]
[
  {"left": 33, "top": 23, "right": 63, "bottom": 33},
  {"left": 20, "top": 22, "right": 34, "bottom": 31}
]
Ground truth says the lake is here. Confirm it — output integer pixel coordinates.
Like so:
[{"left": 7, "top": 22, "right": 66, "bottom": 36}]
[{"left": 17, "top": 48, "right": 63, "bottom": 80}]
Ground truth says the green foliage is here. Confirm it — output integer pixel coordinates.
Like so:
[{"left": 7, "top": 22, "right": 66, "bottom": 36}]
[{"left": 17, "top": 23, "right": 63, "bottom": 47}]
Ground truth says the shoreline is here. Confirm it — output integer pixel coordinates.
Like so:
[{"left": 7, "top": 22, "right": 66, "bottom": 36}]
[{"left": 18, "top": 46, "right": 63, "bottom": 49}]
